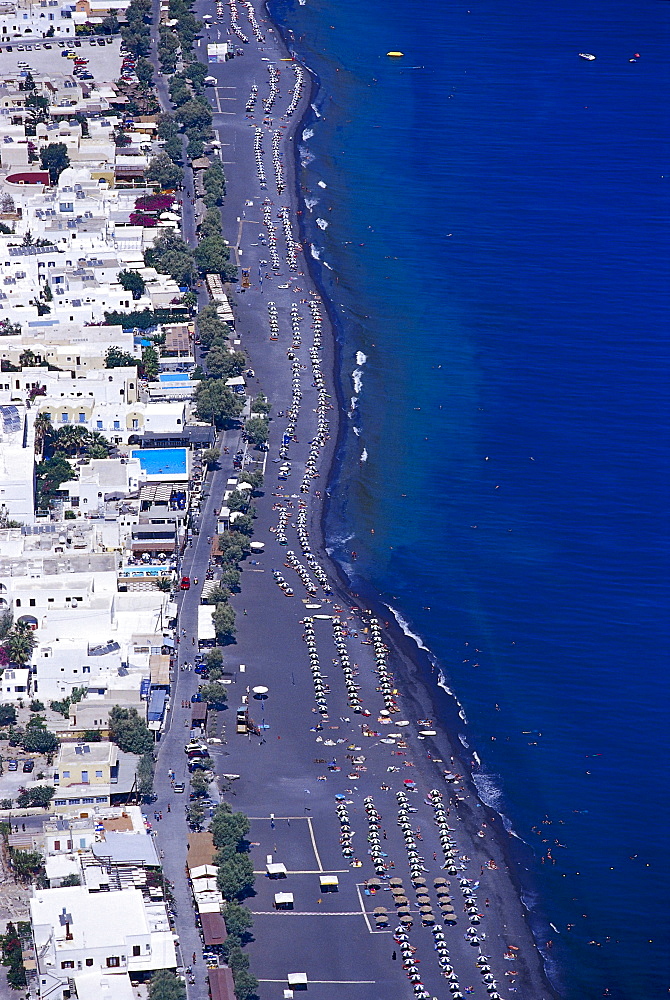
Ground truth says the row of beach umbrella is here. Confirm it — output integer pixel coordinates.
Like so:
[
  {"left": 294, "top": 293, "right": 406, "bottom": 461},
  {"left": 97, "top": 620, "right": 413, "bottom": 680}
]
[
  {"left": 278, "top": 205, "right": 299, "bottom": 270},
  {"left": 296, "top": 506, "right": 332, "bottom": 591},
  {"left": 363, "top": 795, "right": 388, "bottom": 876},
  {"left": 261, "top": 202, "right": 281, "bottom": 270},
  {"left": 284, "top": 63, "right": 305, "bottom": 118},
  {"left": 263, "top": 63, "right": 281, "bottom": 113},
  {"left": 303, "top": 617, "right": 329, "bottom": 715},
  {"left": 427, "top": 788, "right": 460, "bottom": 877},
  {"left": 335, "top": 798, "right": 354, "bottom": 859},
  {"left": 272, "top": 569, "right": 293, "bottom": 597},
  {"left": 476, "top": 954, "right": 501, "bottom": 998},
  {"left": 275, "top": 506, "right": 289, "bottom": 545},
  {"left": 253, "top": 128, "right": 267, "bottom": 188},
  {"left": 393, "top": 924, "right": 434, "bottom": 999},
  {"left": 242, "top": 0, "right": 264, "bottom": 42},
  {"left": 245, "top": 84, "right": 257, "bottom": 113},
  {"left": 280, "top": 358, "right": 301, "bottom": 453},
  {"left": 285, "top": 549, "right": 318, "bottom": 595},
  {"left": 272, "top": 130, "right": 284, "bottom": 193},
  {"left": 332, "top": 619, "right": 364, "bottom": 713},
  {"left": 369, "top": 618, "right": 399, "bottom": 713},
  {"left": 267, "top": 298, "right": 279, "bottom": 339},
  {"left": 225, "top": 0, "right": 248, "bottom": 42}
]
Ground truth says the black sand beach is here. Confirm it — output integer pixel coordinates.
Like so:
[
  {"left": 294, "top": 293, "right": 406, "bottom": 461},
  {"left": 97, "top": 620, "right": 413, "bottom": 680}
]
[{"left": 162, "top": 1, "right": 561, "bottom": 996}]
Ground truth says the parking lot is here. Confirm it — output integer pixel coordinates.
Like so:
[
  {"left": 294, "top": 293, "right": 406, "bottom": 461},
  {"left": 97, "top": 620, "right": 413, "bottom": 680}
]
[{"left": 0, "top": 36, "right": 122, "bottom": 81}]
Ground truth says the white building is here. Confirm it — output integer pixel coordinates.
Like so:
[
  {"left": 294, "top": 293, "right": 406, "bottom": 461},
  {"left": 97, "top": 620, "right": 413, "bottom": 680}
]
[{"left": 30, "top": 885, "right": 176, "bottom": 1000}]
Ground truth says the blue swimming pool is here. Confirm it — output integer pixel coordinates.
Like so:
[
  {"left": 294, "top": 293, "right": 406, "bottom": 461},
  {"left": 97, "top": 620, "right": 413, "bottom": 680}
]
[
  {"left": 132, "top": 447, "right": 187, "bottom": 476},
  {"left": 159, "top": 372, "right": 190, "bottom": 382}
]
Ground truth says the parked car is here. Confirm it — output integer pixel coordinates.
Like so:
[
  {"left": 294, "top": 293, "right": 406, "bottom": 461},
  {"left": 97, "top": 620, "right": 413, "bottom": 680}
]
[
  {"left": 173, "top": 782, "right": 185, "bottom": 793},
  {"left": 22, "top": 760, "right": 34, "bottom": 773},
  {"left": 7, "top": 759, "right": 18, "bottom": 771},
  {"left": 180, "top": 575, "right": 190, "bottom": 590},
  {"left": 74, "top": 39, "right": 81, "bottom": 46}
]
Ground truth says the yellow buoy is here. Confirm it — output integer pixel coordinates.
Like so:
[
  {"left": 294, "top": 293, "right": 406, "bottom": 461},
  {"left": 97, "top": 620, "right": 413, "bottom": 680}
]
[{"left": 387, "top": 51, "right": 404, "bottom": 57}]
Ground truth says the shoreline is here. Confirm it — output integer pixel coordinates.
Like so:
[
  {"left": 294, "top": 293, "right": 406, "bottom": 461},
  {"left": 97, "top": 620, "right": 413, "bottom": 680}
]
[
  {"left": 195, "top": 1, "right": 562, "bottom": 995},
  {"left": 264, "top": 8, "right": 562, "bottom": 996}
]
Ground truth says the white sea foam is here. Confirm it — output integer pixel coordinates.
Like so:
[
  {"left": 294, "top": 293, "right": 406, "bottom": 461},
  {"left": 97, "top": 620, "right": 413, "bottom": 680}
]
[
  {"left": 472, "top": 771, "right": 504, "bottom": 812},
  {"left": 437, "top": 669, "right": 468, "bottom": 721},
  {"left": 302, "top": 127, "right": 314, "bottom": 140},
  {"left": 349, "top": 396, "right": 358, "bottom": 412},
  {"left": 299, "top": 145, "right": 315, "bottom": 166},
  {"left": 316, "top": 218, "right": 328, "bottom": 230},
  {"left": 351, "top": 368, "right": 363, "bottom": 394},
  {"left": 356, "top": 350, "right": 367, "bottom": 365},
  {"left": 317, "top": 179, "right": 327, "bottom": 188},
  {"left": 323, "top": 260, "right": 333, "bottom": 270},
  {"left": 311, "top": 105, "right": 322, "bottom": 119},
  {"left": 458, "top": 734, "right": 470, "bottom": 749},
  {"left": 304, "top": 197, "right": 318, "bottom": 211},
  {"left": 310, "top": 244, "right": 321, "bottom": 260},
  {"left": 388, "top": 605, "right": 430, "bottom": 652},
  {"left": 360, "top": 447, "right": 368, "bottom": 462},
  {"left": 352, "top": 426, "right": 361, "bottom": 436}
]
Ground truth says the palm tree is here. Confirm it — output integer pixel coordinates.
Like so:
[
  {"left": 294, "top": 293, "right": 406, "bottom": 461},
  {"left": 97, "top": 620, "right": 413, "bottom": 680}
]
[
  {"left": 33, "top": 412, "right": 53, "bottom": 459},
  {"left": 84, "top": 431, "right": 111, "bottom": 459},
  {"left": 3, "top": 624, "right": 37, "bottom": 666},
  {"left": 153, "top": 577, "right": 173, "bottom": 593},
  {"left": 53, "top": 424, "right": 89, "bottom": 457}
]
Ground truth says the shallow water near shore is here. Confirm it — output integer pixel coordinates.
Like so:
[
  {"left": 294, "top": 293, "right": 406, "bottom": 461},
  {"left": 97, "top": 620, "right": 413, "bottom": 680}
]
[{"left": 268, "top": 0, "right": 670, "bottom": 996}]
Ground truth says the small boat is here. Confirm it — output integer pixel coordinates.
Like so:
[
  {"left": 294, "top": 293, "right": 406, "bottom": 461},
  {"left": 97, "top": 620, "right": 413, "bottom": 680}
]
[
  {"left": 387, "top": 51, "right": 404, "bottom": 57},
  {"left": 579, "top": 52, "right": 596, "bottom": 61}
]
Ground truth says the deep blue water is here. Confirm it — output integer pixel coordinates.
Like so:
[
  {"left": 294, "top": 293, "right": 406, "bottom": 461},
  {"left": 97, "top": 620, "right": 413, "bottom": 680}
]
[{"left": 268, "top": 0, "right": 670, "bottom": 996}]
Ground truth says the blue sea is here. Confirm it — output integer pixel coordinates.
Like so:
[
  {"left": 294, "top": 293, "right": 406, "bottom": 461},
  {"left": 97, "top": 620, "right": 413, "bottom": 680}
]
[{"left": 268, "top": 0, "right": 670, "bottom": 996}]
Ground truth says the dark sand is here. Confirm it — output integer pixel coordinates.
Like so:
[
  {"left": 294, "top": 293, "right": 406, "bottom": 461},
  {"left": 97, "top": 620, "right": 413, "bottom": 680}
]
[{"left": 176, "top": 2, "right": 561, "bottom": 997}]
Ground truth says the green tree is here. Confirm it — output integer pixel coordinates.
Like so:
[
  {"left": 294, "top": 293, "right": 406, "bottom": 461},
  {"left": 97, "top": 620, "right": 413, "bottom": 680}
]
[
  {"left": 222, "top": 901, "right": 253, "bottom": 942},
  {"left": 204, "top": 647, "right": 223, "bottom": 671},
  {"left": 10, "top": 849, "right": 45, "bottom": 882},
  {"left": 40, "top": 143, "right": 70, "bottom": 184},
  {"left": 141, "top": 345, "right": 159, "bottom": 380},
  {"left": 206, "top": 348, "right": 246, "bottom": 381},
  {"left": 35, "top": 454, "right": 74, "bottom": 509},
  {"left": 202, "top": 585, "right": 230, "bottom": 606},
  {"left": 60, "top": 874, "right": 82, "bottom": 887},
  {"left": 137, "top": 752, "right": 155, "bottom": 798},
  {"left": 226, "top": 490, "right": 249, "bottom": 514},
  {"left": 144, "top": 230, "right": 194, "bottom": 287},
  {"left": 0, "top": 704, "right": 17, "bottom": 727},
  {"left": 220, "top": 566, "right": 241, "bottom": 591},
  {"left": 3, "top": 625, "right": 37, "bottom": 666},
  {"left": 190, "top": 770, "right": 210, "bottom": 797},
  {"left": 216, "top": 853, "right": 254, "bottom": 901},
  {"left": 194, "top": 235, "right": 235, "bottom": 279},
  {"left": 153, "top": 576, "right": 173, "bottom": 593},
  {"left": 157, "top": 113, "right": 180, "bottom": 142},
  {"left": 212, "top": 603, "right": 236, "bottom": 644},
  {"left": 252, "top": 393, "right": 271, "bottom": 415},
  {"left": 238, "top": 470, "right": 264, "bottom": 493},
  {"left": 195, "top": 379, "right": 243, "bottom": 428},
  {"left": 201, "top": 447, "right": 220, "bottom": 469},
  {"left": 232, "top": 969, "right": 259, "bottom": 1000},
  {"left": 199, "top": 207, "right": 223, "bottom": 239},
  {"left": 101, "top": 13, "right": 119, "bottom": 33},
  {"left": 108, "top": 706, "right": 153, "bottom": 754},
  {"left": 104, "top": 345, "right": 138, "bottom": 368},
  {"left": 21, "top": 729, "right": 59, "bottom": 756},
  {"left": 16, "top": 786, "right": 54, "bottom": 809},
  {"left": 136, "top": 57, "right": 154, "bottom": 87},
  {"left": 199, "top": 682, "right": 228, "bottom": 707},
  {"left": 149, "top": 970, "right": 186, "bottom": 1000},
  {"left": 118, "top": 269, "right": 146, "bottom": 300},
  {"left": 51, "top": 424, "right": 89, "bottom": 458},
  {"left": 211, "top": 804, "right": 250, "bottom": 851},
  {"left": 146, "top": 152, "right": 183, "bottom": 191},
  {"left": 231, "top": 513, "right": 255, "bottom": 537},
  {"left": 187, "top": 801, "right": 205, "bottom": 830},
  {"left": 244, "top": 416, "right": 269, "bottom": 447}
]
